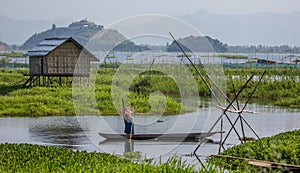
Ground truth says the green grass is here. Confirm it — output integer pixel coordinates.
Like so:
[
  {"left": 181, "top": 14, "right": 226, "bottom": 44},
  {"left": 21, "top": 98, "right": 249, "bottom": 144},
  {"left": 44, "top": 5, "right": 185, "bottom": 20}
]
[
  {"left": 0, "top": 67, "right": 299, "bottom": 116},
  {"left": 0, "top": 69, "right": 186, "bottom": 116},
  {"left": 0, "top": 143, "right": 223, "bottom": 173},
  {"left": 0, "top": 87, "right": 77, "bottom": 116},
  {"left": 209, "top": 129, "right": 300, "bottom": 172},
  {"left": 224, "top": 68, "right": 300, "bottom": 108}
]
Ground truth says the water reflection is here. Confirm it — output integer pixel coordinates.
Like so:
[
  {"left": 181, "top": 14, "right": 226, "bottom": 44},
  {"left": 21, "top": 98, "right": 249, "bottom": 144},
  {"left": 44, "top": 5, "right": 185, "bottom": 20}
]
[
  {"left": 28, "top": 117, "right": 90, "bottom": 149},
  {"left": 124, "top": 140, "right": 134, "bottom": 153}
]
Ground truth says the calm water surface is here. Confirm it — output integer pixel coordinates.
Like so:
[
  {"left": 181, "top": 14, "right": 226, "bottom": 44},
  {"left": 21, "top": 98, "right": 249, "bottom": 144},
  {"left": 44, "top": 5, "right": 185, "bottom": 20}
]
[{"left": 0, "top": 102, "right": 299, "bottom": 163}]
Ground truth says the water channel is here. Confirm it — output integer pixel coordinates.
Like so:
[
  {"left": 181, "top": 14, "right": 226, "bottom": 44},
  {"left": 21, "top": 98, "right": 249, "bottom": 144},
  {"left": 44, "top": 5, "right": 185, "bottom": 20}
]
[{"left": 0, "top": 101, "right": 299, "bottom": 164}]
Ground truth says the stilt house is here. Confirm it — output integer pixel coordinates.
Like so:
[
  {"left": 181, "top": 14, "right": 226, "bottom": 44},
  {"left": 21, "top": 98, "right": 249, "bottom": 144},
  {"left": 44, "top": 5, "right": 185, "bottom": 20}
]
[{"left": 24, "top": 37, "right": 98, "bottom": 86}]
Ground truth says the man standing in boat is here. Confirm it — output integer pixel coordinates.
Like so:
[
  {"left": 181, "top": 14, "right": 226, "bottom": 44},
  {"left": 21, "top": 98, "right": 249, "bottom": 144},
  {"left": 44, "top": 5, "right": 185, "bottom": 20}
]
[{"left": 124, "top": 107, "right": 134, "bottom": 134}]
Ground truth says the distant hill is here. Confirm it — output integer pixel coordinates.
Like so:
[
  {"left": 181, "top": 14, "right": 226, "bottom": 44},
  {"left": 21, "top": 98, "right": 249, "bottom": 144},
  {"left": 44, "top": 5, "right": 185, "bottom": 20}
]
[
  {"left": 112, "top": 40, "right": 150, "bottom": 52},
  {"left": 166, "top": 35, "right": 300, "bottom": 53},
  {"left": 0, "top": 41, "right": 10, "bottom": 51},
  {"left": 20, "top": 19, "right": 150, "bottom": 52},
  {"left": 85, "top": 29, "right": 150, "bottom": 51},
  {"left": 167, "top": 35, "right": 228, "bottom": 52},
  {"left": 20, "top": 19, "right": 103, "bottom": 50}
]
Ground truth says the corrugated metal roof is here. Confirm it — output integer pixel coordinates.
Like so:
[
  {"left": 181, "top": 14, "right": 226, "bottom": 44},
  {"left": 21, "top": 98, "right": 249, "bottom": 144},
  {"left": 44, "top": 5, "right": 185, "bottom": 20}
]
[
  {"left": 30, "top": 45, "right": 57, "bottom": 52},
  {"left": 25, "top": 51, "right": 49, "bottom": 56},
  {"left": 25, "top": 37, "right": 98, "bottom": 61},
  {"left": 38, "top": 39, "right": 67, "bottom": 46},
  {"left": 26, "top": 37, "right": 69, "bottom": 57}
]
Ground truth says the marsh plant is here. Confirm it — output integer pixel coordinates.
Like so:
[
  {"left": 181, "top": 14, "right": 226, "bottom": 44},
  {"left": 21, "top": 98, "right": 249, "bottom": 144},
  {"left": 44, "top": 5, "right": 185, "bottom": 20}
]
[{"left": 0, "top": 67, "right": 299, "bottom": 116}]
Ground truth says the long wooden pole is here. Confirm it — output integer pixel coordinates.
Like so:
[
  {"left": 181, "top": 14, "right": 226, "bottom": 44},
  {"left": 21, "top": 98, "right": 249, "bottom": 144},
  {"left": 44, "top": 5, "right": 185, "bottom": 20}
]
[
  {"left": 122, "top": 98, "right": 125, "bottom": 124},
  {"left": 169, "top": 32, "right": 220, "bottom": 105},
  {"left": 168, "top": 32, "right": 260, "bottom": 164},
  {"left": 232, "top": 83, "right": 246, "bottom": 143},
  {"left": 129, "top": 105, "right": 134, "bottom": 152},
  {"left": 123, "top": 98, "right": 133, "bottom": 152},
  {"left": 169, "top": 33, "right": 242, "bottom": 136},
  {"left": 169, "top": 32, "right": 222, "bottom": 167},
  {"left": 220, "top": 70, "right": 266, "bottom": 146}
]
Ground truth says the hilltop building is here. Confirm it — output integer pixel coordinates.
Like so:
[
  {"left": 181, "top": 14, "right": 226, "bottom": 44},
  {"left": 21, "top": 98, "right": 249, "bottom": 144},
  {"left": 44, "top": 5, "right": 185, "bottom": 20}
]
[{"left": 68, "top": 18, "right": 102, "bottom": 28}]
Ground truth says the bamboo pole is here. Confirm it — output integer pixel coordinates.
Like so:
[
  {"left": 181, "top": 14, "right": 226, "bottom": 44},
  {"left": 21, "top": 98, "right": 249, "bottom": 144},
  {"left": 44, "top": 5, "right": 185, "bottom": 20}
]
[{"left": 210, "top": 154, "right": 300, "bottom": 170}]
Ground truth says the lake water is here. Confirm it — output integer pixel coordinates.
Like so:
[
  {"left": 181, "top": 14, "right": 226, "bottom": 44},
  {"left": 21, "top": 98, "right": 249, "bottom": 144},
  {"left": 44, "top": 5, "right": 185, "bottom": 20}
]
[
  {"left": 3, "top": 52, "right": 298, "bottom": 66},
  {"left": 0, "top": 101, "right": 299, "bottom": 164},
  {"left": 96, "top": 51, "right": 300, "bottom": 65}
]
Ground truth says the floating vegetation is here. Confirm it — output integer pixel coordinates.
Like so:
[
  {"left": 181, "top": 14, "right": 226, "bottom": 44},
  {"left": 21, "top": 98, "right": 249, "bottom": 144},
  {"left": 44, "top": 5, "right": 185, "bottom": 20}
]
[
  {"left": 126, "top": 56, "right": 134, "bottom": 60},
  {"left": 177, "top": 53, "right": 191, "bottom": 57},
  {"left": 105, "top": 55, "right": 116, "bottom": 59},
  {"left": 0, "top": 67, "right": 299, "bottom": 116},
  {"left": 0, "top": 143, "right": 222, "bottom": 172},
  {"left": 157, "top": 54, "right": 168, "bottom": 57},
  {"left": 214, "top": 54, "right": 248, "bottom": 59},
  {"left": 0, "top": 51, "right": 25, "bottom": 57},
  {"left": 209, "top": 129, "right": 300, "bottom": 172}
]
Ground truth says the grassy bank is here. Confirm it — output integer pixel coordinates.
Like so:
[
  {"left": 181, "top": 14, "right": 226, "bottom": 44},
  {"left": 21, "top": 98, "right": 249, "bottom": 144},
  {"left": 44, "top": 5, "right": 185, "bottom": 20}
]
[
  {"left": 0, "top": 143, "right": 222, "bottom": 173},
  {"left": 0, "top": 67, "right": 299, "bottom": 116},
  {"left": 224, "top": 68, "right": 300, "bottom": 108},
  {"left": 0, "top": 69, "right": 184, "bottom": 116},
  {"left": 209, "top": 129, "right": 300, "bottom": 172}
]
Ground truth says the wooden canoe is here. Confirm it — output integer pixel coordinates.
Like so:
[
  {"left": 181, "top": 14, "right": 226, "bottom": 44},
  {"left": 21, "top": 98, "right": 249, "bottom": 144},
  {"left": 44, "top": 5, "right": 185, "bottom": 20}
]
[{"left": 99, "top": 131, "right": 221, "bottom": 141}]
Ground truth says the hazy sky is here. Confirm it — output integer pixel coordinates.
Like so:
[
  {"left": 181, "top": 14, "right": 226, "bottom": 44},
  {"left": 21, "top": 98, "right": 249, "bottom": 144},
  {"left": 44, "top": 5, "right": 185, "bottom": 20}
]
[
  {"left": 1, "top": 0, "right": 300, "bottom": 45},
  {"left": 1, "top": 0, "right": 299, "bottom": 25}
]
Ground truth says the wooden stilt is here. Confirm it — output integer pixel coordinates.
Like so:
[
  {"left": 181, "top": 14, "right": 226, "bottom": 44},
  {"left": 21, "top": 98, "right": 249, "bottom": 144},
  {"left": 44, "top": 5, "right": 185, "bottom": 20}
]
[
  {"left": 38, "top": 76, "right": 41, "bottom": 86},
  {"left": 42, "top": 76, "right": 45, "bottom": 86},
  {"left": 47, "top": 76, "right": 50, "bottom": 86},
  {"left": 218, "top": 114, "right": 224, "bottom": 154},
  {"left": 59, "top": 76, "right": 62, "bottom": 86}
]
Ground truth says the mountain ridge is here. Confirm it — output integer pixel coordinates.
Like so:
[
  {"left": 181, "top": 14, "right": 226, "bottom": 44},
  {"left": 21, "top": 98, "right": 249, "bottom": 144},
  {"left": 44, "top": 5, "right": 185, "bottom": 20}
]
[
  {"left": 20, "top": 19, "right": 104, "bottom": 50},
  {"left": 19, "top": 19, "right": 150, "bottom": 52}
]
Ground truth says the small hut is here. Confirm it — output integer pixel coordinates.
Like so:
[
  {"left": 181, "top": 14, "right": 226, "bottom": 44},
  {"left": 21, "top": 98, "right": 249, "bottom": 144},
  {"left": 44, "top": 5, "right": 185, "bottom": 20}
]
[{"left": 24, "top": 37, "right": 98, "bottom": 86}]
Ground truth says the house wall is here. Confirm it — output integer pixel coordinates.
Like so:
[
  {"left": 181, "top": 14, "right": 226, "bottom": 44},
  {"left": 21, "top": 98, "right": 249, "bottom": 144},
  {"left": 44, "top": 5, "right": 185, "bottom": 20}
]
[
  {"left": 29, "top": 57, "right": 42, "bottom": 75},
  {"left": 45, "top": 41, "right": 91, "bottom": 76}
]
